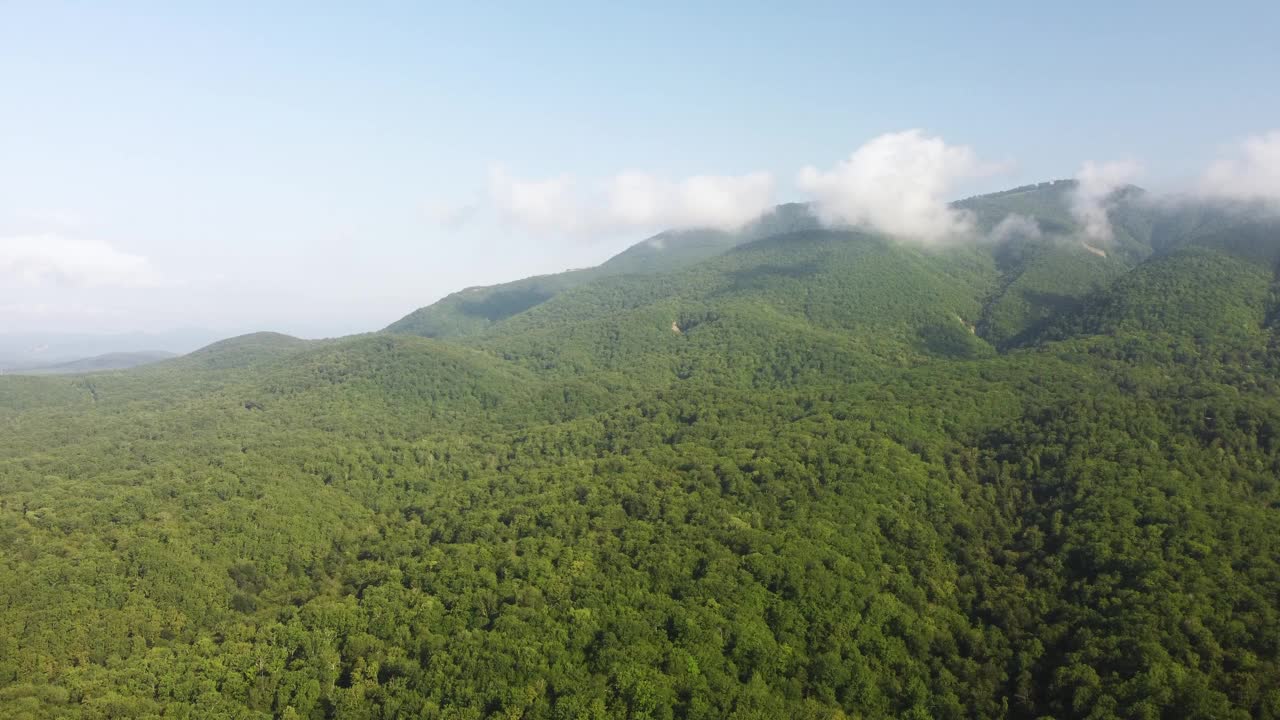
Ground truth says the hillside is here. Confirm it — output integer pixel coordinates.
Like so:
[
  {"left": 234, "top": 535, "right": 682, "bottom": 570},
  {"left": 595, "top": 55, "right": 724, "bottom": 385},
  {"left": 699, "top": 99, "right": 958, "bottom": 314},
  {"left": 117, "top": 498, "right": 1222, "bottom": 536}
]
[
  {"left": 384, "top": 203, "right": 822, "bottom": 339},
  {"left": 179, "top": 331, "right": 319, "bottom": 370},
  {"left": 2, "top": 183, "right": 1280, "bottom": 719}
]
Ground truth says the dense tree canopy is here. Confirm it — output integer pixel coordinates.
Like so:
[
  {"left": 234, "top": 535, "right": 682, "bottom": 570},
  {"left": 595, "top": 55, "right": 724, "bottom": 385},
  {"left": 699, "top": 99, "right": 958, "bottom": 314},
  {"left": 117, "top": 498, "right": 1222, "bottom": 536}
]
[{"left": 2, "top": 184, "right": 1279, "bottom": 718}]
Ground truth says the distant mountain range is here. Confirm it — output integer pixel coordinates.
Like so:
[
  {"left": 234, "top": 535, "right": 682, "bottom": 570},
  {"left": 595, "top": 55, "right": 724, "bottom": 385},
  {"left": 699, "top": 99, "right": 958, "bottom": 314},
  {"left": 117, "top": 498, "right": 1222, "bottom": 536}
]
[
  {"left": 0, "top": 328, "right": 221, "bottom": 370},
  {"left": 0, "top": 350, "right": 177, "bottom": 375}
]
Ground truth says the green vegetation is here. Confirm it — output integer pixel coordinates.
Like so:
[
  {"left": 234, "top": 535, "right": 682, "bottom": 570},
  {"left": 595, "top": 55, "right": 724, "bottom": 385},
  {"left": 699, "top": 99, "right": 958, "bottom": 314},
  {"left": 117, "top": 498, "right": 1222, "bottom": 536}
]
[
  {"left": 384, "top": 204, "right": 821, "bottom": 339},
  {"left": 979, "top": 239, "right": 1129, "bottom": 348},
  {"left": 2, "top": 184, "right": 1280, "bottom": 718}
]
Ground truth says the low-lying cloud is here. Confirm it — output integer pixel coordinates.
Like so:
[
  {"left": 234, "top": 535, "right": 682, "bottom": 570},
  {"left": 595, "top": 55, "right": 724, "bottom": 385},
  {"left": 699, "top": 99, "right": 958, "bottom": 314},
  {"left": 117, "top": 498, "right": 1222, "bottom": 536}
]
[
  {"left": 437, "top": 128, "right": 1280, "bottom": 249},
  {"left": 989, "top": 213, "right": 1043, "bottom": 244},
  {"left": 486, "top": 167, "right": 776, "bottom": 238},
  {"left": 1200, "top": 130, "right": 1280, "bottom": 203},
  {"left": 455, "top": 131, "right": 999, "bottom": 244},
  {"left": 423, "top": 201, "right": 479, "bottom": 231},
  {"left": 1071, "top": 160, "right": 1142, "bottom": 242},
  {"left": 0, "top": 235, "right": 160, "bottom": 288},
  {"left": 797, "top": 130, "right": 996, "bottom": 244}
]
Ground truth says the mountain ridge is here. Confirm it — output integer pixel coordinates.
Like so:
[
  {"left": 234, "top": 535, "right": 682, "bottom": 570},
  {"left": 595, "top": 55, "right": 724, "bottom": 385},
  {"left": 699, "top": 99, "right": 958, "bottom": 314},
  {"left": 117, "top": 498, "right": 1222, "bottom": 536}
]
[
  {"left": 0, "top": 350, "right": 177, "bottom": 376},
  {"left": 385, "top": 181, "right": 1156, "bottom": 344}
]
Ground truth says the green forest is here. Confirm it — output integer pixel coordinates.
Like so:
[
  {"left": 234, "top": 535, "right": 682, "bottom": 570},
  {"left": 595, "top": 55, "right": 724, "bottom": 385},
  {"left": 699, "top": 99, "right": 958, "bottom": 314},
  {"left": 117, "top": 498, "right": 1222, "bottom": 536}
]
[{"left": 2, "top": 182, "right": 1279, "bottom": 719}]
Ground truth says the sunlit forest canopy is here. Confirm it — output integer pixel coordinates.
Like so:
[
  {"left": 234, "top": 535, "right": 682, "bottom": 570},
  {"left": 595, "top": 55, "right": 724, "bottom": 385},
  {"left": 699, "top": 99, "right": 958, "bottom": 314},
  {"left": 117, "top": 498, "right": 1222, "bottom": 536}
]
[{"left": 3, "top": 182, "right": 1280, "bottom": 719}]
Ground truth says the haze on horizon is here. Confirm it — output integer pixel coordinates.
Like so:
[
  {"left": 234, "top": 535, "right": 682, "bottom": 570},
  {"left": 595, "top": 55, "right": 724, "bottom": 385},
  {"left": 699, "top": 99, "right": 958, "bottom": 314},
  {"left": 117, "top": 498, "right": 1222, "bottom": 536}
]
[{"left": 3, "top": 1, "right": 1280, "bottom": 338}]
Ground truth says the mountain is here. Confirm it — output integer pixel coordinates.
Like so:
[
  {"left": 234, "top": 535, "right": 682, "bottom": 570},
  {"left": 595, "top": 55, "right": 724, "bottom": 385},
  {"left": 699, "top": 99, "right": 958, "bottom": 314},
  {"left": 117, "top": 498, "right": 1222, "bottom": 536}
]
[
  {"left": 179, "top": 331, "right": 319, "bottom": 370},
  {"left": 387, "top": 183, "right": 1161, "bottom": 349},
  {"left": 0, "top": 350, "right": 177, "bottom": 375},
  {"left": 2, "top": 182, "right": 1279, "bottom": 719},
  {"left": 0, "top": 328, "right": 221, "bottom": 369},
  {"left": 384, "top": 203, "right": 822, "bottom": 338}
]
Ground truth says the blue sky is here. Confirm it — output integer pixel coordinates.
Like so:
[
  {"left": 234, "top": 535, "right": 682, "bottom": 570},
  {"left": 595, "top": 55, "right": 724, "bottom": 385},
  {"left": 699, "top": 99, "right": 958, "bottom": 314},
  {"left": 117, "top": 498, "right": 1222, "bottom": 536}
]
[{"left": 2, "top": 1, "right": 1279, "bottom": 337}]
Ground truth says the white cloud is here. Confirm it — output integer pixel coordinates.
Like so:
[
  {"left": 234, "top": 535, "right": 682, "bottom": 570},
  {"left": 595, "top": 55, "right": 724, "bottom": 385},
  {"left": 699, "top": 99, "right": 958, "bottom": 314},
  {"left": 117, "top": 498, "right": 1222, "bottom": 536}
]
[
  {"left": 989, "top": 213, "right": 1042, "bottom": 244},
  {"left": 482, "top": 166, "right": 775, "bottom": 238},
  {"left": 423, "top": 201, "right": 479, "bottom": 230},
  {"left": 1200, "top": 130, "right": 1280, "bottom": 202},
  {"left": 796, "top": 130, "right": 995, "bottom": 244},
  {"left": 488, "top": 168, "right": 585, "bottom": 235},
  {"left": 450, "top": 133, "right": 1011, "bottom": 243},
  {"left": 607, "top": 171, "right": 774, "bottom": 230},
  {"left": 1071, "top": 160, "right": 1142, "bottom": 242},
  {"left": 0, "top": 235, "right": 160, "bottom": 288}
]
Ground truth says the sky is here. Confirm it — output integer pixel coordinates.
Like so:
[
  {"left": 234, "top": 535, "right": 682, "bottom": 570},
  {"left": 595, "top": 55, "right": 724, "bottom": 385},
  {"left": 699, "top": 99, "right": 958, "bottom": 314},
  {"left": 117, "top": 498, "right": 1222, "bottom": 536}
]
[{"left": 2, "top": 1, "right": 1279, "bottom": 338}]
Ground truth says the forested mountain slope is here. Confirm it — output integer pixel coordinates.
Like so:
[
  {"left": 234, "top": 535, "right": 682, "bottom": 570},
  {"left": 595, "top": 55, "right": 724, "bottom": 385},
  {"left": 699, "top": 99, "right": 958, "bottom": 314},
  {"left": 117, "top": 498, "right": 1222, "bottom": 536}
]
[
  {"left": 2, "top": 184, "right": 1280, "bottom": 719},
  {"left": 383, "top": 204, "right": 821, "bottom": 339},
  {"left": 390, "top": 181, "right": 1168, "bottom": 351}
]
